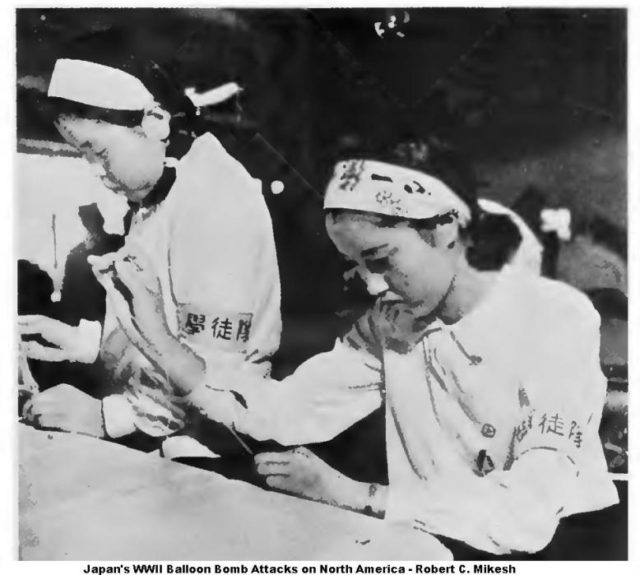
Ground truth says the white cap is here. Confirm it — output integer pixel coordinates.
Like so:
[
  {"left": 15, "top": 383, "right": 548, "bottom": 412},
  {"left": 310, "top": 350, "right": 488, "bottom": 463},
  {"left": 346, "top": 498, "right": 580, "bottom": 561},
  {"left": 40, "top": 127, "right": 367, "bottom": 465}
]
[
  {"left": 48, "top": 59, "right": 155, "bottom": 111},
  {"left": 184, "top": 82, "right": 243, "bottom": 108},
  {"left": 324, "top": 159, "right": 472, "bottom": 223}
]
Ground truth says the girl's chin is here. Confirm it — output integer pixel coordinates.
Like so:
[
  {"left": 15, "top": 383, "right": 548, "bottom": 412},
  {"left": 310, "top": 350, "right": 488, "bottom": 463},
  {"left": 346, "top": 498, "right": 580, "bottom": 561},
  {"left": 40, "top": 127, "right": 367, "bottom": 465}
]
[{"left": 99, "top": 175, "right": 120, "bottom": 190}]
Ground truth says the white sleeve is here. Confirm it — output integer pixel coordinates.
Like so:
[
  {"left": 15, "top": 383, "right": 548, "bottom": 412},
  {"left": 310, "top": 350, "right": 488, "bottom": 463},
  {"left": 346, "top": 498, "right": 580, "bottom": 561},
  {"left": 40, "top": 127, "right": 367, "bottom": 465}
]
[
  {"left": 103, "top": 141, "right": 281, "bottom": 439},
  {"left": 393, "top": 298, "right": 617, "bottom": 555},
  {"left": 186, "top": 314, "right": 384, "bottom": 446},
  {"left": 238, "top": 200, "right": 281, "bottom": 376},
  {"left": 168, "top": 157, "right": 281, "bottom": 378}
]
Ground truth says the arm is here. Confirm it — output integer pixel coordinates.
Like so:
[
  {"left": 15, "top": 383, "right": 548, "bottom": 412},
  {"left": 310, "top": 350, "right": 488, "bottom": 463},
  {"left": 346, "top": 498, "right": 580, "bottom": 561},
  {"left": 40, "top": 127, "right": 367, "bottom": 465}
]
[
  {"left": 96, "top": 273, "right": 383, "bottom": 447},
  {"left": 255, "top": 447, "right": 388, "bottom": 515},
  {"left": 168, "top": 161, "right": 282, "bottom": 378},
  {"left": 186, "top": 317, "right": 384, "bottom": 446},
  {"left": 241, "top": 226, "right": 282, "bottom": 376},
  {"left": 389, "top": 299, "right": 616, "bottom": 555},
  {"left": 394, "top": 443, "right": 586, "bottom": 555},
  {"left": 99, "top": 157, "right": 281, "bottom": 439},
  {"left": 124, "top": 298, "right": 385, "bottom": 446},
  {"left": 19, "top": 315, "right": 101, "bottom": 363}
]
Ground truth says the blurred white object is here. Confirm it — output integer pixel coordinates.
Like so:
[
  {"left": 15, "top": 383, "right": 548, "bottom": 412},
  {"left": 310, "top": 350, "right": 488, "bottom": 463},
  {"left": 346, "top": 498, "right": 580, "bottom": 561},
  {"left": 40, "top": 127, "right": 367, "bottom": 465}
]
[
  {"left": 541, "top": 208, "right": 572, "bottom": 241},
  {"left": 270, "top": 180, "right": 285, "bottom": 195},
  {"left": 184, "top": 83, "right": 242, "bottom": 109},
  {"left": 160, "top": 436, "right": 221, "bottom": 460},
  {"left": 17, "top": 152, "right": 129, "bottom": 293}
]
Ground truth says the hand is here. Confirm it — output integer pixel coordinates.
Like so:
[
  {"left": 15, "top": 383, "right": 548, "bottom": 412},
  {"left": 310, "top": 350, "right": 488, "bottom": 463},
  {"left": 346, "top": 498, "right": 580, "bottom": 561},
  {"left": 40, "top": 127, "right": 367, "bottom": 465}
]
[
  {"left": 255, "top": 447, "right": 377, "bottom": 513},
  {"left": 19, "top": 315, "right": 97, "bottom": 363},
  {"left": 89, "top": 249, "right": 171, "bottom": 364},
  {"left": 18, "top": 350, "right": 39, "bottom": 396},
  {"left": 90, "top": 249, "right": 206, "bottom": 395},
  {"left": 23, "top": 384, "right": 105, "bottom": 437},
  {"left": 18, "top": 351, "right": 39, "bottom": 417},
  {"left": 374, "top": 300, "right": 434, "bottom": 354}
]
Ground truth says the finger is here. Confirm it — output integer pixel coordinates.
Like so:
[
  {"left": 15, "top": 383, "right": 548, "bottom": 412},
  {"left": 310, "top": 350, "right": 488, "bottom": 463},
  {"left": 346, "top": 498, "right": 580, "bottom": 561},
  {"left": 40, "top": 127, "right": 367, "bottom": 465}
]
[
  {"left": 100, "top": 277, "right": 147, "bottom": 343},
  {"left": 113, "top": 259, "right": 147, "bottom": 291},
  {"left": 254, "top": 451, "right": 296, "bottom": 465},
  {"left": 20, "top": 341, "right": 67, "bottom": 362},
  {"left": 87, "top": 253, "right": 118, "bottom": 274},
  {"left": 121, "top": 254, "right": 145, "bottom": 273},
  {"left": 291, "top": 446, "right": 313, "bottom": 458},
  {"left": 19, "top": 320, "right": 64, "bottom": 341},
  {"left": 24, "top": 412, "right": 43, "bottom": 429},
  {"left": 255, "top": 460, "right": 291, "bottom": 475},
  {"left": 18, "top": 353, "right": 39, "bottom": 393},
  {"left": 96, "top": 272, "right": 128, "bottom": 311},
  {"left": 93, "top": 263, "right": 116, "bottom": 292},
  {"left": 24, "top": 398, "right": 51, "bottom": 427},
  {"left": 34, "top": 413, "right": 64, "bottom": 432},
  {"left": 18, "top": 315, "right": 59, "bottom": 334},
  {"left": 22, "top": 397, "right": 36, "bottom": 421},
  {"left": 265, "top": 475, "right": 290, "bottom": 489},
  {"left": 114, "top": 258, "right": 157, "bottom": 295},
  {"left": 125, "top": 238, "right": 157, "bottom": 270},
  {"left": 18, "top": 314, "right": 50, "bottom": 326}
]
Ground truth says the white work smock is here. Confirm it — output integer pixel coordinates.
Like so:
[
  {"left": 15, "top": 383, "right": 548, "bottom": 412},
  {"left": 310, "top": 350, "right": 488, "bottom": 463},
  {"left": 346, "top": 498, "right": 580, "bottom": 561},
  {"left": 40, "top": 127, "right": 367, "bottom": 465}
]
[
  {"left": 188, "top": 266, "right": 617, "bottom": 554},
  {"left": 101, "top": 133, "right": 281, "bottom": 439}
]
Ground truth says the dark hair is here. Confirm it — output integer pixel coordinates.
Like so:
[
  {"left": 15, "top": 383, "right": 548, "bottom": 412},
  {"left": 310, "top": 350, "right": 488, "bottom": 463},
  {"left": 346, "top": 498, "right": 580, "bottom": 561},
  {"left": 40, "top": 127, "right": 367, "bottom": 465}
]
[
  {"left": 46, "top": 59, "right": 202, "bottom": 158},
  {"left": 137, "top": 60, "right": 204, "bottom": 157},
  {"left": 587, "top": 288, "right": 628, "bottom": 322},
  {"left": 464, "top": 210, "right": 523, "bottom": 270},
  {"left": 50, "top": 98, "right": 144, "bottom": 128},
  {"left": 329, "top": 136, "right": 522, "bottom": 270},
  {"left": 511, "top": 186, "right": 559, "bottom": 277}
]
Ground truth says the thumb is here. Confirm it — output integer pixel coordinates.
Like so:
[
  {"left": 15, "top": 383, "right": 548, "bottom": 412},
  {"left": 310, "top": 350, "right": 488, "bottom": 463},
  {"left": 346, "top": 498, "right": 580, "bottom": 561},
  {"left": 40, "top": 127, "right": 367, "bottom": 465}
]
[
  {"left": 88, "top": 253, "right": 117, "bottom": 274},
  {"left": 98, "top": 271, "right": 135, "bottom": 321}
]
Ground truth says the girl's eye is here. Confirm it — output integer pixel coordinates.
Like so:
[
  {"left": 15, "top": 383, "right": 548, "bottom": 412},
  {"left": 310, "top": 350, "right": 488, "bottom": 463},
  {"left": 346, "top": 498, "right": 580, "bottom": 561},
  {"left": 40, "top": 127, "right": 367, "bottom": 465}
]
[{"left": 365, "top": 257, "right": 390, "bottom": 274}]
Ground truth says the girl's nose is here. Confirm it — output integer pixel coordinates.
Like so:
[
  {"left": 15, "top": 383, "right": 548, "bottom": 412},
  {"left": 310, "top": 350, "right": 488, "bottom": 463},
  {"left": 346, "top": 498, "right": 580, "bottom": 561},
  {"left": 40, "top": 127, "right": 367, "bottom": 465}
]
[{"left": 361, "top": 272, "right": 389, "bottom": 297}]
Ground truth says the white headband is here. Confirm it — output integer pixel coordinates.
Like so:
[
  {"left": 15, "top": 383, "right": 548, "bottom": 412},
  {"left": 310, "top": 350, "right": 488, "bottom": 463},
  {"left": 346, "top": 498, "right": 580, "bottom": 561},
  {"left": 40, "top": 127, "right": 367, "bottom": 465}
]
[
  {"left": 48, "top": 59, "right": 155, "bottom": 112},
  {"left": 323, "top": 159, "right": 472, "bottom": 223}
]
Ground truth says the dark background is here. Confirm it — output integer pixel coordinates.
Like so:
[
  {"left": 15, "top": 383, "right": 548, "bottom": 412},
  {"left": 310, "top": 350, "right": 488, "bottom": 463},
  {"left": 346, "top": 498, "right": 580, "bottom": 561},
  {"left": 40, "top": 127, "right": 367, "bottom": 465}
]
[
  {"left": 16, "top": 7, "right": 627, "bottom": 369},
  {"left": 17, "top": 8, "right": 626, "bottom": 206}
]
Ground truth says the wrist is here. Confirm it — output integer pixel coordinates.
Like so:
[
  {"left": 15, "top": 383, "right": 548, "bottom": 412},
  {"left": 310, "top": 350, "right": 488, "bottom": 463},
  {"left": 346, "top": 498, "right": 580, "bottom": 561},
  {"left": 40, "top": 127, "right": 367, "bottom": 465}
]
[
  {"left": 163, "top": 339, "right": 206, "bottom": 395},
  {"left": 360, "top": 482, "right": 387, "bottom": 517},
  {"left": 185, "top": 384, "right": 237, "bottom": 428}
]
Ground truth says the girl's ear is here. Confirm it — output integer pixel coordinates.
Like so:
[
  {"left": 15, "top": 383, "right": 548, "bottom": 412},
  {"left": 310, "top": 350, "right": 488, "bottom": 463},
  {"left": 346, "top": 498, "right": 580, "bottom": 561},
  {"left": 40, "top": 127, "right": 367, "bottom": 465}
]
[{"left": 140, "top": 106, "right": 171, "bottom": 141}]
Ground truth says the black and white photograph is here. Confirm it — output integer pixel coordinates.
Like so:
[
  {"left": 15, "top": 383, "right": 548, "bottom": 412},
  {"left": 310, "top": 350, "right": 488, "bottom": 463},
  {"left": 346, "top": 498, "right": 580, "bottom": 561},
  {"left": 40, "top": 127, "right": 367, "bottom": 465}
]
[{"left": 13, "top": 5, "right": 629, "bottom": 565}]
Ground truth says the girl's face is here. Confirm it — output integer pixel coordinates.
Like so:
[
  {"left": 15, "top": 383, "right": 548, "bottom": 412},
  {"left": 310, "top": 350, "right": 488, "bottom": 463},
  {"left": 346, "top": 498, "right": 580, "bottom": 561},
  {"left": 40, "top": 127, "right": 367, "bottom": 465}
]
[
  {"left": 55, "top": 115, "right": 168, "bottom": 202},
  {"left": 326, "top": 210, "right": 465, "bottom": 318}
]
